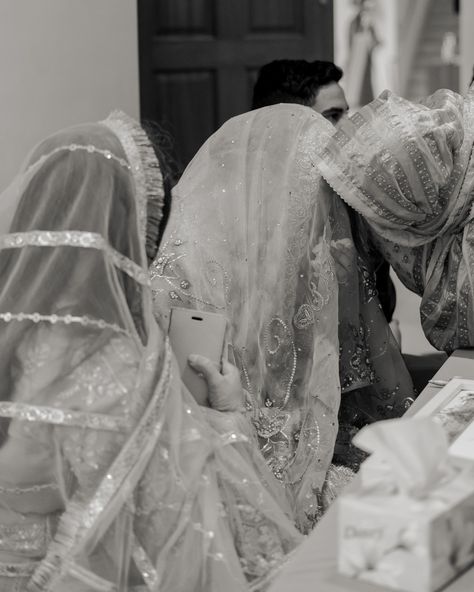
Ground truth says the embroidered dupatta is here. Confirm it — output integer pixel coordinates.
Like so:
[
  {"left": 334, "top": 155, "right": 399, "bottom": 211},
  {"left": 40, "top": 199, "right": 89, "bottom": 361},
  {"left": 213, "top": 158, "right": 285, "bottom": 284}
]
[
  {"left": 314, "top": 87, "right": 474, "bottom": 352},
  {"left": 151, "top": 104, "right": 414, "bottom": 530}
]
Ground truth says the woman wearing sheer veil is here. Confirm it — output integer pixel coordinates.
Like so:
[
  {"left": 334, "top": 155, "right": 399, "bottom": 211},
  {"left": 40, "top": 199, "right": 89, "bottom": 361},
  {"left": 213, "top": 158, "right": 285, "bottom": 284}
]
[
  {"left": 312, "top": 85, "right": 474, "bottom": 352},
  {"left": 150, "top": 104, "right": 414, "bottom": 534},
  {"left": 0, "top": 112, "right": 301, "bottom": 591}
]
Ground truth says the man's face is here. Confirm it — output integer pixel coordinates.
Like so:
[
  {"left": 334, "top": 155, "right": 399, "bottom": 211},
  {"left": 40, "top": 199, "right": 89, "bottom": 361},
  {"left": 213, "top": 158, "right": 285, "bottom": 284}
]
[{"left": 311, "top": 82, "right": 349, "bottom": 126}]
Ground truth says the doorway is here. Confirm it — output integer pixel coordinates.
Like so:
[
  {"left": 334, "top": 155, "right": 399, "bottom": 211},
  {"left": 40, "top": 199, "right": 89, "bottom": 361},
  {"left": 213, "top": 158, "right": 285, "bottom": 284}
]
[{"left": 138, "top": 0, "right": 333, "bottom": 174}]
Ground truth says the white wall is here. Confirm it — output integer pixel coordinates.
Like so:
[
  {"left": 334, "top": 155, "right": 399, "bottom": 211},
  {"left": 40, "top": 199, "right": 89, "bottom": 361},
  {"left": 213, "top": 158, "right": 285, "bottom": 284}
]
[
  {"left": 0, "top": 0, "right": 139, "bottom": 191},
  {"left": 460, "top": 0, "right": 474, "bottom": 92},
  {"left": 392, "top": 275, "right": 437, "bottom": 356},
  {"left": 333, "top": 0, "right": 400, "bottom": 104}
]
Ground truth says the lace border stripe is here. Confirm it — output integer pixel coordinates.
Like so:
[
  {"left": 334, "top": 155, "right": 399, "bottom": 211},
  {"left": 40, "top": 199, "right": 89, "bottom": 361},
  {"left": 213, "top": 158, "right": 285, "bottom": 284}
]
[
  {"left": 0, "top": 312, "right": 131, "bottom": 337},
  {"left": 26, "top": 144, "right": 131, "bottom": 177},
  {"left": 0, "top": 231, "right": 150, "bottom": 287},
  {"left": 103, "top": 111, "right": 165, "bottom": 242},
  {"left": 0, "top": 402, "right": 130, "bottom": 432}
]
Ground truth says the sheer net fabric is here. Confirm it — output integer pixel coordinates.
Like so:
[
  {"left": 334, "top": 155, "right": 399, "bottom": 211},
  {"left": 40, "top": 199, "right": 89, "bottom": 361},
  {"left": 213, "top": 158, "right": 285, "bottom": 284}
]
[
  {"left": 0, "top": 113, "right": 301, "bottom": 592},
  {"left": 313, "top": 87, "right": 474, "bottom": 352},
  {"left": 329, "top": 196, "right": 415, "bottom": 471},
  {"left": 151, "top": 105, "right": 356, "bottom": 533}
]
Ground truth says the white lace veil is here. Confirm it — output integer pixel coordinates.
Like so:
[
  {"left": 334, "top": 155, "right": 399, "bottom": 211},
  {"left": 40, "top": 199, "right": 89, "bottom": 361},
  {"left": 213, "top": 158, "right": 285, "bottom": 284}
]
[
  {"left": 0, "top": 113, "right": 301, "bottom": 591},
  {"left": 0, "top": 113, "right": 166, "bottom": 589},
  {"left": 0, "top": 116, "right": 160, "bottom": 431},
  {"left": 151, "top": 104, "right": 342, "bottom": 530}
]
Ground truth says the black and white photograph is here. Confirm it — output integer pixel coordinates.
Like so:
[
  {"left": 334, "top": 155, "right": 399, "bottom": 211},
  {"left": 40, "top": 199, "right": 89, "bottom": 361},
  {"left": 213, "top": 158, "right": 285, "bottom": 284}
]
[{"left": 0, "top": 1, "right": 473, "bottom": 590}]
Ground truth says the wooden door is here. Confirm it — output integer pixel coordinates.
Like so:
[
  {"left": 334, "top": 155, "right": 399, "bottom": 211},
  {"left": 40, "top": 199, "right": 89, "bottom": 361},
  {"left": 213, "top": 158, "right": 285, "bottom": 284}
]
[{"left": 138, "top": 0, "right": 333, "bottom": 174}]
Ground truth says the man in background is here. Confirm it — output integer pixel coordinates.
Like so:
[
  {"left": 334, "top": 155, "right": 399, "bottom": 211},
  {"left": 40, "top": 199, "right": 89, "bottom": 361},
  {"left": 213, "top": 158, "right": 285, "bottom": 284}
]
[{"left": 252, "top": 59, "right": 349, "bottom": 125}]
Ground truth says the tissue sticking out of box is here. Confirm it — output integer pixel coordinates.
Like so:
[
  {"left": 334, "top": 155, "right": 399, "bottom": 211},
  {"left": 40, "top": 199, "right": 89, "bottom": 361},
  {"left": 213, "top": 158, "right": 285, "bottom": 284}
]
[{"left": 353, "top": 417, "right": 452, "bottom": 499}]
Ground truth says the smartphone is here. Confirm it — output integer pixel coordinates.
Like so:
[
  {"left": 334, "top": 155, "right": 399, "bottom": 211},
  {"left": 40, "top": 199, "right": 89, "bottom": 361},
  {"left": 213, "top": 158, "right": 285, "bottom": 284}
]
[{"left": 168, "top": 307, "right": 227, "bottom": 406}]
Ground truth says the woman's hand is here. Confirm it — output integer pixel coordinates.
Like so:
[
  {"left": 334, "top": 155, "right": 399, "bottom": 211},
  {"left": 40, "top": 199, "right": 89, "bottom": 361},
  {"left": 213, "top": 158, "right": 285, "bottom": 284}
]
[{"left": 187, "top": 355, "right": 244, "bottom": 412}]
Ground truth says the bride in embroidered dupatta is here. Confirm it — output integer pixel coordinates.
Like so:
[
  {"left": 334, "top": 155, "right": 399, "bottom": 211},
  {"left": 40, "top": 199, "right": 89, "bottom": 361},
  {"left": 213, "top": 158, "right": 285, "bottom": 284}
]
[
  {"left": 0, "top": 113, "right": 301, "bottom": 592},
  {"left": 150, "top": 104, "right": 414, "bottom": 533},
  {"left": 313, "top": 86, "right": 474, "bottom": 352}
]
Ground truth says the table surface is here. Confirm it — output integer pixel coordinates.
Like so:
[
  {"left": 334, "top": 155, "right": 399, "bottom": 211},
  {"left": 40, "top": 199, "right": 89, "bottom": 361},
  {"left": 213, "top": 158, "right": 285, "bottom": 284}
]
[{"left": 269, "top": 349, "right": 474, "bottom": 592}]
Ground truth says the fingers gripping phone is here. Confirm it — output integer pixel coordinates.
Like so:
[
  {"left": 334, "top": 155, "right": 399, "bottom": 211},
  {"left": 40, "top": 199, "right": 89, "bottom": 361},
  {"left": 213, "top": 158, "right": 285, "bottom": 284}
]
[{"left": 168, "top": 307, "right": 227, "bottom": 405}]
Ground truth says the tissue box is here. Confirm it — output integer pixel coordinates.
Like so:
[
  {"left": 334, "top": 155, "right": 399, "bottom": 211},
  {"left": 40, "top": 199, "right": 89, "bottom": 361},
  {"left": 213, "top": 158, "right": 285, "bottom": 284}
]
[{"left": 338, "top": 469, "right": 474, "bottom": 592}]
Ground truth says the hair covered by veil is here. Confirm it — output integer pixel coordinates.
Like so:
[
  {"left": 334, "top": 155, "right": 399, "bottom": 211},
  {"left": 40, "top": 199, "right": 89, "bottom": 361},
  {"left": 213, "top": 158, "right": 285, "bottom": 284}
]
[
  {"left": 0, "top": 112, "right": 301, "bottom": 592},
  {"left": 151, "top": 104, "right": 351, "bottom": 532},
  {"left": 313, "top": 86, "right": 474, "bottom": 352},
  {"left": 0, "top": 120, "right": 154, "bottom": 437},
  {"left": 0, "top": 113, "right": 169, "bottom": 590}
]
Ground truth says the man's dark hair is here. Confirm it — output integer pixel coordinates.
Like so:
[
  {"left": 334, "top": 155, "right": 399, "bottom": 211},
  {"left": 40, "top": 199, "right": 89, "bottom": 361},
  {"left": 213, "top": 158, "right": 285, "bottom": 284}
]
[{"left": 252, "top": 59, "right": 343, "bottom": 110}]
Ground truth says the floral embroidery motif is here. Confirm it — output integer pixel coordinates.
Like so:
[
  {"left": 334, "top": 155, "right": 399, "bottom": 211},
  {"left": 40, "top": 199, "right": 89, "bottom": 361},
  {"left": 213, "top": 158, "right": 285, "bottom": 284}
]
[
  {"left": 234, "top": 502, "right": 286, "bottom": 579},
  {"left": 150, "top": 237, "right": 227, "bottom": 310},
  {"left": 293, "top": 237, "right": 335, "bottom": 330},
  {"left": 253, "top": 409, "right": 291, "bottom": 441},
  {"left": 339, "top": 315, "right": 376, "bottom": 392},
  {"left": 293, "top": 303, "right": 315, "bottom": 330}
]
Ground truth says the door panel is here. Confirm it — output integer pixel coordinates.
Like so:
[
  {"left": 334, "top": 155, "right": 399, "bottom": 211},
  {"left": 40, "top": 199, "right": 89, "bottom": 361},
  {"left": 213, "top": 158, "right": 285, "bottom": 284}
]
[
  {"left": 249, "top": 1, "right": 303, "bottom": 33},
  {"left": 139, "top": 0, "right": 333, "bottom": 173},
  {"left": 153, "top": 0, "right": 216, "bottom": 35},
  {"left": 152, "top": 70, "right": 217, "bottom": 167}
]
